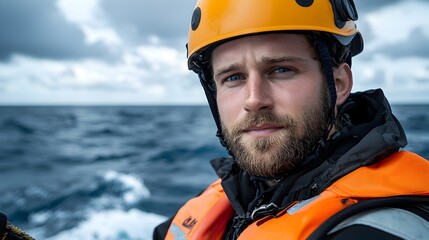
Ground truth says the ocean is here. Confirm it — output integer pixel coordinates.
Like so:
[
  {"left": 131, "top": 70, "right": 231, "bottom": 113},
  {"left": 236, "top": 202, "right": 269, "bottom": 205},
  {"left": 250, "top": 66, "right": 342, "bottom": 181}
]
[{"left": 0, "top": 105, "right": 428, "bottom": 239}]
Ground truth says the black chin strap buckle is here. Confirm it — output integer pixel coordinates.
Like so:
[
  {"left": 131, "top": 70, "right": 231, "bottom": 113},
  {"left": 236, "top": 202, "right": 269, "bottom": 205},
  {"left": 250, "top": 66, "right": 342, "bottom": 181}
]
[{"left": 250, "top": 203, "right": 279, "bottom": 220}]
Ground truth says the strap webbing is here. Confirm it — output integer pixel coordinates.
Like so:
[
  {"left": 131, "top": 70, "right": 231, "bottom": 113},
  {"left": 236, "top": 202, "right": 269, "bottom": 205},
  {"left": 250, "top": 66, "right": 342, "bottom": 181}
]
[{"left": 308, "top": 195, "right": 429, "bottom": 240}]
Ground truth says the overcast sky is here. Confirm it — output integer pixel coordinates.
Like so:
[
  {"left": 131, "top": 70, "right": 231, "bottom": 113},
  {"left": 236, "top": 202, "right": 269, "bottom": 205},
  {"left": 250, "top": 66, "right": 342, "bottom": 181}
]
[{"left": 1, "top": 0, "right": 429, "bottom": 105}]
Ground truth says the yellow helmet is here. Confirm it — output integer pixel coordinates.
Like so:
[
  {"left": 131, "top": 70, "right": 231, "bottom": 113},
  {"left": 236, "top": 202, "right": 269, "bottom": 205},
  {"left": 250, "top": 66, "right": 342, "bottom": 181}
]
[
  {"left": 187, "top": 0, "right": 363, "bottom": 70},
  {"left": 187, "top": 0, "right": 364, "bottom": 149}
]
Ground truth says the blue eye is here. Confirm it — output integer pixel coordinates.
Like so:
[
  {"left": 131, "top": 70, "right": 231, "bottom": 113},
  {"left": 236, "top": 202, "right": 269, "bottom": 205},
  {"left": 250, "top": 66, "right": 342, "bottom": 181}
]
[
  {"left": 273, "top": 67, "right": 290, "bottom": 74},
  {"left": 225, "top": 75, "right": 243, "bottom": 82}
]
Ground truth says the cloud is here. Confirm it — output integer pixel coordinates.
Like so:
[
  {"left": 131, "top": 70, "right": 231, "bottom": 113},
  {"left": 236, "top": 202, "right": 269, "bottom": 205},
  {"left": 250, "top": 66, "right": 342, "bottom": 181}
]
[
  {"left": 1, "top": 0, "right": 429, "bottom": 105},
  {"left": 0, "top": 40, "right": 203, "bottom": 105},
  {"left": 354, "top": 0, "right": 402, "bottom": 14},
  {"left": 0, "top": 0, "right": 112, "bottom": 61},
  {"left": 362, "top": 0, "right": 429, "bottom": 52},
  {"left": 352, "top": 0, "right": 428, "bottom": 54},
  {"left": 0, "top": 0, "right": 203, "bottom": 105},
  {"left": 376, "top": 28, "right": 429, "bottom": 58},
  {"left": 57, "top": 0, "right": 122, "bottom": 47},
  {"left": 98, "top": 0, "right": 196, "bottom": 47},
  {"left": 353, "top": 55, "right": 429, "bottom": 103},
  {"left": 344, "top": 1, "right": 429, "bottom": 103},
  {"left": 0, "top": 46, "right": 185, "bottom": 91}
]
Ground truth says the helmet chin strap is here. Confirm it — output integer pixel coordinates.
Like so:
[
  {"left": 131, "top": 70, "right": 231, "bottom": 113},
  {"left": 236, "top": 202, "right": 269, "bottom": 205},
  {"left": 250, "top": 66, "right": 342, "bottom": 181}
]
[
  {"left": 316, "top": 40, "right": 337, "bottom": 139},
  {"left": 287, "top": 41, "right": 338, "bottom": 170},
  {"left": 197, "top": 68, "right": 229, "bottom": 149}
]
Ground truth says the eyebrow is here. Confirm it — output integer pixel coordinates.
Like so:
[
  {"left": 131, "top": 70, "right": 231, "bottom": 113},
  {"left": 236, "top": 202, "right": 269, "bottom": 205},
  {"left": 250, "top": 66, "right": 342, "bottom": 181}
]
[
  {"left": 257, "top": 56, "right": 309, "bottom": 65},
  {"left": 213, "top": 56, "right": 309, "bottom": 80},
  {"left": 213, "top": 63, "right": 244, "bottom": 81}
]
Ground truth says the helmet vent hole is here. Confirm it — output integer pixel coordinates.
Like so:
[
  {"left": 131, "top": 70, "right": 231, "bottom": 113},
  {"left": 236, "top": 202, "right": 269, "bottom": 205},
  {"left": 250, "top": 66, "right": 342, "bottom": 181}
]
[
  {"left": 191, "top": 7, "right": 202, "bottom": 31},
  {"left": 296, "top": 0, "right": 314, "bottom": 7}
]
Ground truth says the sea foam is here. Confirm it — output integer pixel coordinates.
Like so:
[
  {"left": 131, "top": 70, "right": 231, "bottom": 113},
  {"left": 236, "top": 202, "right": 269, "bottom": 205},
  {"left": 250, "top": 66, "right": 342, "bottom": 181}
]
[
  {"left": 47, "top": 208, "right": 167, "bottom": 240},
  {"left": 27, "top": 170, "right": 166, "bottom": 240}
]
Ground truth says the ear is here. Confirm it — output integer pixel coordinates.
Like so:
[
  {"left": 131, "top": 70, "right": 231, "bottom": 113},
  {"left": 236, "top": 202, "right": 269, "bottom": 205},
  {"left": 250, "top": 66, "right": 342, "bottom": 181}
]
[{"left": 333, "top": 63, "right": 353, "bottom": 110}]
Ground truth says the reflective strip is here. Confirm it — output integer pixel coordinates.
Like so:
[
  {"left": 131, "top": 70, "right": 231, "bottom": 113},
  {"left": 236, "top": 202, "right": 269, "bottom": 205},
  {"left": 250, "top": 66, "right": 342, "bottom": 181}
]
[
  {"left": 330, "top": 208, "right": 429, "bottom": 240},
  {"left": 170, "top": 223, "right": 187, "bottom": 240},
  {"left": 287, "top": 195, "right": 319, "bottom": 215}
]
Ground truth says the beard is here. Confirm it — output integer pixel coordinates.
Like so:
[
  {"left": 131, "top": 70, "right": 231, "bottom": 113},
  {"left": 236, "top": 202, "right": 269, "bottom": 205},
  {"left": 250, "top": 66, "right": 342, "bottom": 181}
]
[{"left": 222, "top": 90, "right": 330, "bottom": 177}]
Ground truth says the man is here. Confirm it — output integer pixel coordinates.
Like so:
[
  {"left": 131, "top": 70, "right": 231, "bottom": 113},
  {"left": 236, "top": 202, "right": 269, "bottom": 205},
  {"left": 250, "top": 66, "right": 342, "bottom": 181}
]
[{"left": 154, "top": 0, "right": 429, "bottom": 239}]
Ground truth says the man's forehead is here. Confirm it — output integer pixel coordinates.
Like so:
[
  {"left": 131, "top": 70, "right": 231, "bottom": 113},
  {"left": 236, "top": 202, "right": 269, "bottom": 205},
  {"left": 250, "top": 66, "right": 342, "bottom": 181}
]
[
  {"left": 211, "top": 35, "right": 316, "bottom": 71},
  {"left": 211, "top": 33, "right": 315, "bottom": 61}
]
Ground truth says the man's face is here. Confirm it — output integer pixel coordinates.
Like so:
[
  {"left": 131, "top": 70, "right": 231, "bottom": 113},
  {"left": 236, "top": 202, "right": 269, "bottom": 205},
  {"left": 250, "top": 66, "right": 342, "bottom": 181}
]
[{"left": 211, "top": 33, "right": 330, "bottom": 177}]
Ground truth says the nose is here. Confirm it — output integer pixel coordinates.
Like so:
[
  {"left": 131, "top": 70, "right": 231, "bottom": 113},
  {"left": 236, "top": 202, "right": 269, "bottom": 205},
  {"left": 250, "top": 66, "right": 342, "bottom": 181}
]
[{"left": 244, "top": 73, "right": 273, "bottom": 112}]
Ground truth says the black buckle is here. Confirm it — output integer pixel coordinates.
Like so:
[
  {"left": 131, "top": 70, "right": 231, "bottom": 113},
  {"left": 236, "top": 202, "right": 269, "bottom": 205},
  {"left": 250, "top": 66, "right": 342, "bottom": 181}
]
[{"left": 250, "top": 203, "right": 279, "bottom": 220}]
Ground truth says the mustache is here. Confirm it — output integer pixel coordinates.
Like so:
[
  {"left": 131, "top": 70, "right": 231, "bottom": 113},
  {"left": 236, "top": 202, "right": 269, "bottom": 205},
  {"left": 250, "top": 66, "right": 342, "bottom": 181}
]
[{"left": 226, "top": 112, "right": 295, "bottom": 135}]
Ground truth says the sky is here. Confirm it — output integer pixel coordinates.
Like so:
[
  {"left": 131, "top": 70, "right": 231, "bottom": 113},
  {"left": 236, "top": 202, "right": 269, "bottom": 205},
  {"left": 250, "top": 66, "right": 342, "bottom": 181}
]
[{"left": 0, "top": 0, "right": 429, "bottom": 105}]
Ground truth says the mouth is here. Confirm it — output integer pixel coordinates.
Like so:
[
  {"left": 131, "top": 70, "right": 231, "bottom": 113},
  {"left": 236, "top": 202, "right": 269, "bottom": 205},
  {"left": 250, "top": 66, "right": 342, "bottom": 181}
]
[{"left": 242, "top": 124, "right": 284, "bottom": 137}]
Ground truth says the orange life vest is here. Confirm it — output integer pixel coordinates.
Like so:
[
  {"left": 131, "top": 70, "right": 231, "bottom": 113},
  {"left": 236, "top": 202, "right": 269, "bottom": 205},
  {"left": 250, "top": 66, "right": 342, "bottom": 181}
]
[{"left": 165, "top": 151, "right": 429, "bottom": 240}]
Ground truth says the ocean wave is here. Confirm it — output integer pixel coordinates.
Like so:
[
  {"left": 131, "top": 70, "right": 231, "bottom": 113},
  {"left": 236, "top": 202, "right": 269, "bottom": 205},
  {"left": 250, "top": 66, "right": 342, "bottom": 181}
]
[
  {"left": 92, "top": 152, "right": 141, "bottom": 162},
  {"left": 39, "top": 209, "right": 166, "bottom": 240},
  {"left": 21, "top": 170, "right": 156, "bottom": 238},
  {"left": 1, "top": 118, "right": 36, "bottom": 135},
  {"left": 102, "top": 170, "right": 150, "bottom": 204}
]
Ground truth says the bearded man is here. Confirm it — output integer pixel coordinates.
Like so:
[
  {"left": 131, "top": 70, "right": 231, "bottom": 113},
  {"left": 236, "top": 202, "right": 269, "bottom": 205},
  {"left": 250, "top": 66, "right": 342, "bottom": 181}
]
[{"left": 154, "top": 0, "right": 429, "bottom": 239}]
